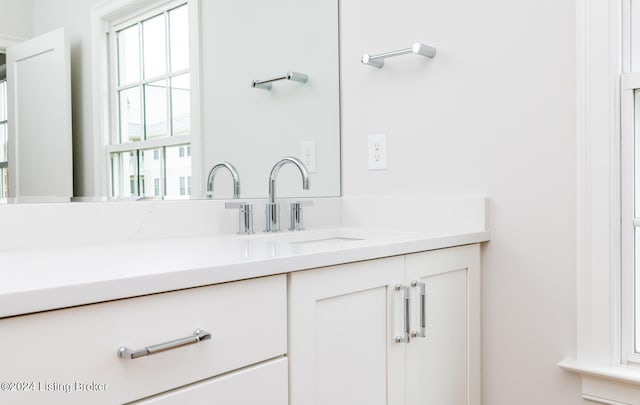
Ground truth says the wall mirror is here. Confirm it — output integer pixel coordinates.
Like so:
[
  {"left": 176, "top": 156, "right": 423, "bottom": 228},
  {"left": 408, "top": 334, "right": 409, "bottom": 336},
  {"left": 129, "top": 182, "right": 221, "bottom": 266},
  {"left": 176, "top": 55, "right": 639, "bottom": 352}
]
[{"left": 0, "top": 0, "right": 341, "bottom": 203}]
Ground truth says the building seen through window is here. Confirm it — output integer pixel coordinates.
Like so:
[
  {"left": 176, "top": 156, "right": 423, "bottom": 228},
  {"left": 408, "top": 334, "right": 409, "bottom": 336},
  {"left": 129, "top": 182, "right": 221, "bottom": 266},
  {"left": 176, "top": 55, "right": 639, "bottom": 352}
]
[{"left": 108, "top": 2, "right": 191, "bottom": 199}]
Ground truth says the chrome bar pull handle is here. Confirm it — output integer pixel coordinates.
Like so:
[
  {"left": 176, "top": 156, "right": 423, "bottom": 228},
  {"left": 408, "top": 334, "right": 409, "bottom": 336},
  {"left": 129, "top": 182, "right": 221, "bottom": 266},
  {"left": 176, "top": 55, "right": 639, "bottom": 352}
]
[
  {"left": 118, "top": 329, "right": 212, "bottom": 360},
  {"left": 362, "top": 42, "right": 437, "bottom": 68},
  {"left": 411, "top": 281, "right": 427, "bottom": 338},
  {"left": 395, "top": 284, "right": 411, "bottom": 344},
  {"left": 252, "top": 71, "right": 308, "bottom": 90}
]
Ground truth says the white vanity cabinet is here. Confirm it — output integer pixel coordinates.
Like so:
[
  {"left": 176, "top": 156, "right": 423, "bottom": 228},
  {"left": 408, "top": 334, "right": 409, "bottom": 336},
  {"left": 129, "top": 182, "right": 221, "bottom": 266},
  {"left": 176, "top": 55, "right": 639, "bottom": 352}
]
[
  {"left": 0, "top": 275, "right": 287, "bottom": 405},
  {"left": 288, "top": 244, "right": 481, "bottom": 405}
]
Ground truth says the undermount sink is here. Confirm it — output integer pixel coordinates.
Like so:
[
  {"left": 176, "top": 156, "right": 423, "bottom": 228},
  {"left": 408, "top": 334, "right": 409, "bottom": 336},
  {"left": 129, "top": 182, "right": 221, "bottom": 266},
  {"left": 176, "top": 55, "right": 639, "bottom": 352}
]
[
  {"left": 288, "top": 236, "right": 364, "bottom": 245},
  {"left": 237, "top": 228, "right": 371, "bottom": 246}
]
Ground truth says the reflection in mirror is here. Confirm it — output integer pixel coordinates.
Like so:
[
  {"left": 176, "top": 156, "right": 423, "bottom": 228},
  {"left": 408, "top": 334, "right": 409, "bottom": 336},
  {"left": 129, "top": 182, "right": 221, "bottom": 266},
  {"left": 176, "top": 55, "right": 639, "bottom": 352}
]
[
  {"left": 199, "top": 0, "right": 340, "bottom": 199},
  {"left": 0, "top": 0, "right": 340, "bottom": 202},
  {"left": 0, "top": 53, "right": 7, "bottom": 199},
  {"left": 4, "top": 28, "right": 72, "bottom": 203},
  {"left": 106, "top": 2, "right": 192, "bottom": 201}
]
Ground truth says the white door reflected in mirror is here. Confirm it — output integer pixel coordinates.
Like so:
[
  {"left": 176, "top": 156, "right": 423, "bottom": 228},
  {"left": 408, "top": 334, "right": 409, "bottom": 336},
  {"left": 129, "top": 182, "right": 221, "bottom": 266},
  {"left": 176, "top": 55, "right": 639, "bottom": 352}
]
[{"left": 5, "top": 27, "right": 72, "bottom": 203}]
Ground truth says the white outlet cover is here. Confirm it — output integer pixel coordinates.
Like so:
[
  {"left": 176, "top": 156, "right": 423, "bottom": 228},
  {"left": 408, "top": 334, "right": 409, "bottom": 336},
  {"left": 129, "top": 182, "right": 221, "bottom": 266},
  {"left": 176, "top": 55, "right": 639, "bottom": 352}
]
[
  {"left": 368, "top": 134, "right": 387, "bottom": 170},
  {"left": 300, "top": 141, "right": 317, "bottom": 173}
]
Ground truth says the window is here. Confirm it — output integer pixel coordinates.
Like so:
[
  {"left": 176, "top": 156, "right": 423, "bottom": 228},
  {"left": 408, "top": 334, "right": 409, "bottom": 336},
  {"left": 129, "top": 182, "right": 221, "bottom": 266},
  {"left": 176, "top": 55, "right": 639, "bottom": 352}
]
[
  {"left": 106, "top": 1, "right": 192, "bottom": 199},
  {"left": 178, "top": 176, "right": 191, "bottom": 196},
  {"left": 177, "top": 175, "right": 192, "bottom": 196},
  {"left": 622, "top": 75, "right": 640, "bottom": 365},
  {"left": 178, "top": 145, "right": 191, "bottom": 158},
  {"left": 620, "top": 0, "right": 640, "bottom": 368},
  {"left": 560, "top": 2, "right": 640, "bottom": 402}
]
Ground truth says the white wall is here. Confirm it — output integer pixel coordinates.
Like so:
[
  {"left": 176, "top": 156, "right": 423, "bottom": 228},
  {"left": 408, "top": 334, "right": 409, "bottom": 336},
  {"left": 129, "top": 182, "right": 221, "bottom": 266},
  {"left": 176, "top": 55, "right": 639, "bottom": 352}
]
[
  {"left": 339, "top": 0, "right": 582, "bottom": 404},
  {"left": 0, "top": 0, "right": 32, "bottom": 41}
]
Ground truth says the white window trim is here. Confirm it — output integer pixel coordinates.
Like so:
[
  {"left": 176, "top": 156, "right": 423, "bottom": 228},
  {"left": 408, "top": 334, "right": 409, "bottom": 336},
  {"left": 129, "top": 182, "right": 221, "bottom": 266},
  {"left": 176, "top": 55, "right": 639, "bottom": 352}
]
[
  {"left": 558, "top": 0, "right": 640, "bottom": 402},
  {"left": 90, "top": 0, "right": 202, "bottom": 198}
]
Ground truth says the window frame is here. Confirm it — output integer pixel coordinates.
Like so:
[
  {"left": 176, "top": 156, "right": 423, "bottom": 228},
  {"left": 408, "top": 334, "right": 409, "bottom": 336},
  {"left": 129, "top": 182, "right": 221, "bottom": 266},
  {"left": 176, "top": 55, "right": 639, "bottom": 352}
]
[
  {"left": 108, "top": 1, "right": 189, "bottom": 199},
  {"left": 91, "top": 0, "right": 202, "bottom": 199},
  {"left": 621, "top": 73, "right": 640, "bottom": 366},
  {"left": 559, "top": 0, "right": 640, "bottom": 402}
]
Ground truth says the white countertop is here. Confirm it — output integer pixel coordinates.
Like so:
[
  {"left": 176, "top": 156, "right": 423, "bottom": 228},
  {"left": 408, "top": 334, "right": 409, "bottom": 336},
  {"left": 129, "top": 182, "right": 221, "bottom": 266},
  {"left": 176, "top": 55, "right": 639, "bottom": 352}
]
[{"left": 0, "top": 227, "right": 490, "bottom": 318}]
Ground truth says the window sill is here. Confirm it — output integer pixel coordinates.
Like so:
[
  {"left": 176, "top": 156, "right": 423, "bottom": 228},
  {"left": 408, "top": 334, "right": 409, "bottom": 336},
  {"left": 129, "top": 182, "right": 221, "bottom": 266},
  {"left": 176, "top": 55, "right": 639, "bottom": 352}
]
[{"left": 559, "top": 359, "right": 640, "bottom": 404}]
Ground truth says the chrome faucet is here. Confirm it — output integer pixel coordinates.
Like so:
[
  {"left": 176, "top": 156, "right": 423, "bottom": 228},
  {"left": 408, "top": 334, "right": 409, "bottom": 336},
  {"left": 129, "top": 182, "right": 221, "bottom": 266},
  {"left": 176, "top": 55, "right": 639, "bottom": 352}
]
[
  {"left": 207, "top": 161, "right": 240, "bottom": 199},
  {"left": 265, "top": 157, "right": 310, "bottom": 232}
]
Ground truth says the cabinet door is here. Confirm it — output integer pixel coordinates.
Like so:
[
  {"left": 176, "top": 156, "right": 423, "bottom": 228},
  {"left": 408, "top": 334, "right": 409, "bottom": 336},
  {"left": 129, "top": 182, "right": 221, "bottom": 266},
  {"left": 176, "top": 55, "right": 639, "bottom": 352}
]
[
  {"left": 288, "top": 256, "right": 405, "bottom": 405},
  {"left": 404, "top": 245, "right": 481, "bottom": 405},
  {"left": 132, "top": 357, "right": 288, "bottom": 404}
]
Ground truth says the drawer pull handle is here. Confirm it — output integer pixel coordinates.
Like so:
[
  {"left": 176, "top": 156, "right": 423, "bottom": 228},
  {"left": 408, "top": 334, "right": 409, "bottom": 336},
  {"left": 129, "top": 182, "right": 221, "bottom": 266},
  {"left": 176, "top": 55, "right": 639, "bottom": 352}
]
[{"left": 117, "top": 329, "right": 212, "bottom": 360}]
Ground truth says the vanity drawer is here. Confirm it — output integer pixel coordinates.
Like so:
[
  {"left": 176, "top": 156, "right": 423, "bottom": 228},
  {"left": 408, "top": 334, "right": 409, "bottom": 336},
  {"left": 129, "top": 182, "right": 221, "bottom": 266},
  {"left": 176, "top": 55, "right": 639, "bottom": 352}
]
[
  {"left": 133, "top": 357, "right": 288, "bottom": 404},
  {"left": 0, "top": 274, "right": 286, "bottom": 405}
]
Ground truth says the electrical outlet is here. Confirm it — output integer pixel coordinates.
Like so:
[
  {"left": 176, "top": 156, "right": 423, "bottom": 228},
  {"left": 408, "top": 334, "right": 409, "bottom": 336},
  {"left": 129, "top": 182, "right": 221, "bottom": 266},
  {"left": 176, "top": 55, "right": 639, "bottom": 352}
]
[
  {"left": 300, "top": 141, "right": 317, "bottom": 173},
  {"left": 368, "top": 134, "right": 387, "bottom": 170}
]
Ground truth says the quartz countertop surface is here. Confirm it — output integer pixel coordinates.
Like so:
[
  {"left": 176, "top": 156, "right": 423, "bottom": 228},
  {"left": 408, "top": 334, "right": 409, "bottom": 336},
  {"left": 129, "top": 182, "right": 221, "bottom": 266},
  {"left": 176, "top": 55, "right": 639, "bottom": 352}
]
[{"left": 0, "top": 227, "right": 490, "bottom": 318}]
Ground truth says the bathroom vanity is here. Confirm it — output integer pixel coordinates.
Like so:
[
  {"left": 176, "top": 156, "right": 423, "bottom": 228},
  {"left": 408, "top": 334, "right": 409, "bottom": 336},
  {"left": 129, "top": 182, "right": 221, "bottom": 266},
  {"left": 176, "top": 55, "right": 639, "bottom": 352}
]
[{"left": 0, "top": 226, "right": 487, "bottom": 404}]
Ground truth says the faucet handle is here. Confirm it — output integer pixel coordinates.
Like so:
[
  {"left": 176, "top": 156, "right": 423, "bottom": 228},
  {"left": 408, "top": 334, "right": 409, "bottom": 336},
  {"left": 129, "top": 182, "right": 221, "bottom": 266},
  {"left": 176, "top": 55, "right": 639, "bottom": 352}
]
[
  {"left": 289, "top": 200, "right": 314, "bottom": 231},
  {"left": 225, "top": 202, "right": 254, "bottom": 235}
]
